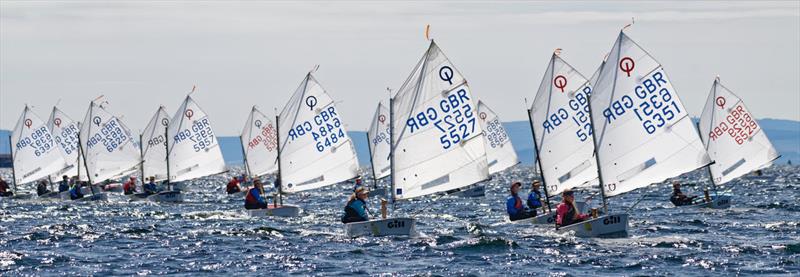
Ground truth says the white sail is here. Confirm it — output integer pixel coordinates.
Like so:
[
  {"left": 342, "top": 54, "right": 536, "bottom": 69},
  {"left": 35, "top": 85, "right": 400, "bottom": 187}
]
[
  {"left": 698, "top": 78, "right": 779, "bottom": 185},
  {"left": 140, "top": 106, "right": 171, "bottom": 181},
  {"left": 529, "top": 54, "right": 599, "bottom": 195},
  {"left": 391, "top": 40, "right": 489, "bottom": 200},
  {"left": 78, "top": 101, "right": 141, "bottom": 183},
  {"left": 367, "top": 102, "right": 391, "bottom": 179},
  {"left": 167, "top": 95, "right": 227, "bottom": 182},
  {"left": 277, "top": 73, "right": 360, "bottom": 193},
  {"left": 589, "top": 31, "right": 711, "bottom": 197},
  {"left": 241, "top": 106, "right": 278, "bottom": 177},
  {"left": 10, "top": 106, "right": 68, "bottom": 184},
  {"left": 477, "top": 100, "right": 518, "bottom": 174},
  {"left": 47, "top": 106, "right": 82, "bottom": 179}
]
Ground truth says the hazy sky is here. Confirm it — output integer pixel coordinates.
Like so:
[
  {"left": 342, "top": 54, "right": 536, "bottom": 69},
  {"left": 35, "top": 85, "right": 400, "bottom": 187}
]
[{"left": 2, "top": 1, "right": 799, "bottom": 136}]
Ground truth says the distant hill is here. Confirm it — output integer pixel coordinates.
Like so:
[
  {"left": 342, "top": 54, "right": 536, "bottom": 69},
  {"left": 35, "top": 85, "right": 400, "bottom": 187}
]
[{"left": 1, "top": 118, "right": 798, "bottom": 167}]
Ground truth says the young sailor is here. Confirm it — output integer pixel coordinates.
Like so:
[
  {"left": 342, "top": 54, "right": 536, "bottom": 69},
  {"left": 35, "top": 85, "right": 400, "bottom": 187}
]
[
  {"left": 507, "top": 182, "right": 535, "bottom": 221},
  {"left": 527, "top": 180, "right": 543, "bottom": 213},
  {"left": 226, "top": 176, "right": 242, "bottom": 194},
  {"left": 0, "top": 177, "right": 12, "bottom": 197},
  {"left": 244, "top": 179, "right": 269, "bottom": 209},
  {"left": 670, "top": 181, "right": 698, "bottom": 206},
  {"left": 556, "top": 189, "right": 590, "bottom": 227},
  {"left": 123, "top": 177, "right": 137, "bottom": 195},
  {"left": 69, "top": 182, "right": 85, "bottom": 200},
  {"left": 341, "top": 187, "right": 370, "bottom": 223},
  {"left": 36, "top": 180, "right": 51, "bottom": 196},
  {"left": 58, "top": 175, "right": 70, "bottom": 192},
  {"left": 143, "top": 176, "right": 159, "bottom": 195}
]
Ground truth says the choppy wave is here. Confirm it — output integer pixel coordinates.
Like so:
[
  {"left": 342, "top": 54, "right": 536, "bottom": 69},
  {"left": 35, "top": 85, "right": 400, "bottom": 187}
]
[{"left": 1, "top": 165, "right": 799, "bottom": 275}]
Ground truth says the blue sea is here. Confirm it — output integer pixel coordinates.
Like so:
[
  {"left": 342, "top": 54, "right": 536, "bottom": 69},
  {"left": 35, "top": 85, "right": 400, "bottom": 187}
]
[{"left": 1, "top": 165, "right": 799, "bottom": 276}]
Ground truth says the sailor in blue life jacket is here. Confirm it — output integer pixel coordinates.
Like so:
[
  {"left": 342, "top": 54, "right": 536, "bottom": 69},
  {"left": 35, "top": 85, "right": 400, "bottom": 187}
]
[
  {"left": 244, "top": 179, "right": 269, "bottom": 210},
  {"left": 527, "top": 180, "right": 543, "bottom": 214},
  {"left": 143, "top": 176, "right": 159, "bottom": 195},
  {"left": 341, "top": 187, "right": 370, "bottom": 224},
  {"left": 58, "top": 175, "right": 70, "bottom": 192},
  {"left": 69, "top": 182, "right": 85, "bottom": 200},
  {"left": 507, "top": 182, "right": 535, "bottom": 221}
]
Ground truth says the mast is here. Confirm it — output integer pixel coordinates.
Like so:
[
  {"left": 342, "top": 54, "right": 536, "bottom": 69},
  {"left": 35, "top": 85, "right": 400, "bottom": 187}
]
[
  {"left": 8, "top": 135, "right": 18, "bottom": 193},
  {"left": 275, "top": 114, "right": 283, "bottom": 206},
  {"left": 695, "top": 121, "right": 717, "bottom": 194},
  {"left": 239, "top": 135, "right": 251, "bottom": 178},
  {"left": 139, "top": 134, "right": 146, "bottom": 188},
  {"left": 164, "top": 126, "right": 171, "bottom": 191},
  {"left": 77, "top": 130, "right": 95, "bottom": 196},
  {"left": 389, "top": 97, "right": 396, "bottom": 205},
  {"left": 366, "top": 132, "right": 379, "bottom": 190},
  {"left": 527, "top": 109, "right": 552, "bottom": 214}
]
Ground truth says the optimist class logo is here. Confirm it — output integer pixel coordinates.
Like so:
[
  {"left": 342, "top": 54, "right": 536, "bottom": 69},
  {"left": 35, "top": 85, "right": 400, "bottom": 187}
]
[{"left": 619, "top": 57, "right": 635, "bottom": 77}]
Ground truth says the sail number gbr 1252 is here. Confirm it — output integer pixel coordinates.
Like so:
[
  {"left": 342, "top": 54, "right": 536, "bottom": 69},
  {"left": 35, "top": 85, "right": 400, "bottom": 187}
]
[
  {"left": 287, "top": 106, "right": 346, "bottom": 153},
  {"left": 406, "top": 87, "right": 477, "bottom": 150}
]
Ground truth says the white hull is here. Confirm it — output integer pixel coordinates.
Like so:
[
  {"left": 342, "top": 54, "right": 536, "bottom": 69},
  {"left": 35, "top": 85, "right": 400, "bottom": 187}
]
[
  {"left": 246, "top": 204, "right": 302, "bottom": 217},
  {"left": 344, "top": 217, "right": 417, "bottom": 238},
  {"left": 557, "top": 213, "right": 629, "bottom": 238},
  {"left": 147, "top": 191, "right": 184, "bottom": 203},
  {"left": 681, "top": 195, "right": 732, "bottom": 209}
]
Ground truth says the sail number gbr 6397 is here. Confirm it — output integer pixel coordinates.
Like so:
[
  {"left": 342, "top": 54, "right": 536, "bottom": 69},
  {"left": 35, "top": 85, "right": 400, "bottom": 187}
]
[{"left": 405, "top": 66, "right": 478, "bottom": 150}]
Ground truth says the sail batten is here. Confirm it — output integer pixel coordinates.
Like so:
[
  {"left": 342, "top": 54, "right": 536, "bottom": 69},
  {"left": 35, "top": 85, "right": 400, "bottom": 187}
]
[
  {"left": 277, "top": 73, "right": 360, "bottom": 193},
  {"left": 698, "top": 79, "right": 779, "bottom": 185},
  {"left": 589, "top": 31, "right": 711, "bottom": 197},
  {"left": 391, "top": 40, "right": 489, "bottom": 200}
]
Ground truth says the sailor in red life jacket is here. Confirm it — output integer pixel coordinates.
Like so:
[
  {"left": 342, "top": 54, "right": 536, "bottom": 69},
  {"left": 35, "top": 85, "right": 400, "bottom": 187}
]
[
  {"left": 0, "top": 177, "right": 12, "bottom": 197},
  {"left": 244, "top": 179, "right": 269, "bottom": 209},
  {"left": 227, "top": 176, "right": 242, "bottom": 194},
  {"left": 506, "top": 182, "right": 535, "bottom": 221},
  {"left": 123, "top": 177, "right": 137, "bottom": 195},
  {"left": 556, "top": 189, "right": 590, "bottom": 227}
]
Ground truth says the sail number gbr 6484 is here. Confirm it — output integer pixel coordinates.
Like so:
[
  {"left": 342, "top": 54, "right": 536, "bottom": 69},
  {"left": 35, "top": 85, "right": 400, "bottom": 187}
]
[{"left": 287, "top": 106, "right": 346, "bottom": 153}]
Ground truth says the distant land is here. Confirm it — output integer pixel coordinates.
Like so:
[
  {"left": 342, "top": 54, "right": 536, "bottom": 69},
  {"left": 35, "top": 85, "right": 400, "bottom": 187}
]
[{"left": 1, "top": 118, "right": 798, "bottom": 167}]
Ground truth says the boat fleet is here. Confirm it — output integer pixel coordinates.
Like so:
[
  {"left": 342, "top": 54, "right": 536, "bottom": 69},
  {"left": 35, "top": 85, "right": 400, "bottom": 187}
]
[{"left": 2, "top": 26, "right": 779, "bottom": 239}]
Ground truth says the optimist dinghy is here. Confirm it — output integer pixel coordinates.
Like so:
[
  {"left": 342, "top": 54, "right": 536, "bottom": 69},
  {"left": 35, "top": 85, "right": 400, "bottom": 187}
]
[
  {"left": 77, "top": 99, "right": 141, "bottom": 202},
  {"left": 557, "top": 29, "right": 712, "bottom": 237},
  {"left": 524, "top": 50, "right": 601, "bottom": 225},
  {"left": 156, "top": 92, "right": 228, "bottom": 203},
  {"left": 9, "top": 106, "right": 70, "bottom": 200},
  {"left": 349, "top": 34, "right": 490, "bottom": 237},
  {"left": 689, "top": 77, "right": 780, "bottom": 209},
  {"left": 249, "top": 71, "right": 360, "bottom": 218}
]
